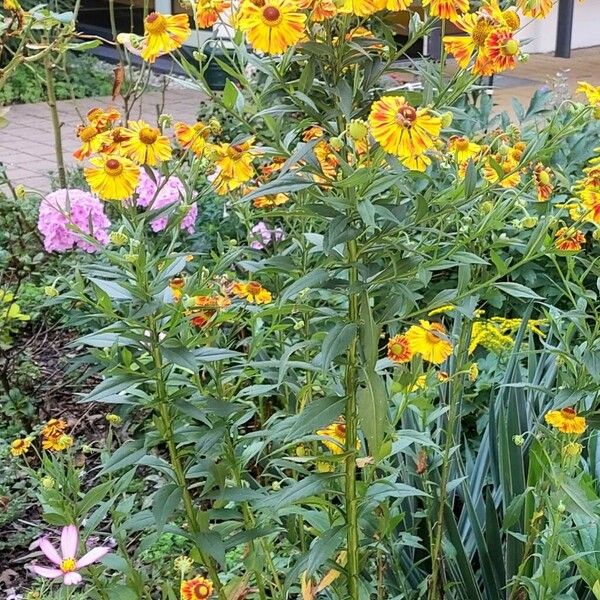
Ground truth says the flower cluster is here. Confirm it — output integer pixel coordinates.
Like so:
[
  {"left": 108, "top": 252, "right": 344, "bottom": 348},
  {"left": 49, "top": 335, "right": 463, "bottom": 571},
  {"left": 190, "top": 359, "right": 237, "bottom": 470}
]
[
  {"left": 557, "top": 143, "right": 600, "bottom": 252},
  {"left": 38, "top": 189, "right": 111, "bottom": 253},
  {"left": 469, "top": 315, "right": 547, "bottom": 354},
  {"left": 387, "top": 320, "right": 453, "bottom": 365},
  {"left": 249, "top": 221, "right": 285, "bottom": 250},
  {"left": 136, "top": 169, "right": 197, "bottom": 233},
  {"left": 10, "top": 419, "right": 74, "bottom": 458},
  {"left": 443, "top": 0, "right": 522, "bottom": 76}
]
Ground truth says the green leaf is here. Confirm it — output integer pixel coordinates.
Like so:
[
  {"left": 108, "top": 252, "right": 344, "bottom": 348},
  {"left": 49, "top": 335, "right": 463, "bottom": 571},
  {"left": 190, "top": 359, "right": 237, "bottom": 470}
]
[
  {"left": 357, "top": 370, "right": 388, "bottom": 459},
  {"left": 152, "top": 484, "right": 182, "bottom": 533},
  {"left": 317, "top": 323, "right": 357, "bottom": 373},
  {"left": 306, "top": 525, "right": 345, "bottom": 575},
  {"left": 89, "top": 277, "right": 133, "bottom": 300},
  {"left": 223, "top": 80, "right": 238, "bottom": 110},
  {"left": 100, "top": 441, "right": 145, "bottom": 475},
  {"left": 254, "top": 475, "right": 335, "bottom": 511},
  {"left": 283, "top": 397, "right": 345, "bottom": 441},
  {"left": 281, "top": 268, "right": 329, "bottom": 301},
  {"left": 495, "top": 282, "right": 542, "bottom": 300}
]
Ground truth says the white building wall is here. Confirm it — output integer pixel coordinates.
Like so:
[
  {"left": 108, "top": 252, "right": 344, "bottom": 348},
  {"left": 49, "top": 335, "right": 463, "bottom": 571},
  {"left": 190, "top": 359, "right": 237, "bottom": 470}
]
[{"left": 517, "top": 0, "right": 600, "bottom": 53}]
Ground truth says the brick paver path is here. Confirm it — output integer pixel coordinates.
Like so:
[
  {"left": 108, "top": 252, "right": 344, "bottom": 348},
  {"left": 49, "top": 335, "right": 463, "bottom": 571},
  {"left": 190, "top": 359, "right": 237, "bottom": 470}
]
[
  {"left": 1, "top": 46, "right": 599, "bottom": 192},
  {"left": 0, "top": 88, "right": 202, "bottom": 192}
]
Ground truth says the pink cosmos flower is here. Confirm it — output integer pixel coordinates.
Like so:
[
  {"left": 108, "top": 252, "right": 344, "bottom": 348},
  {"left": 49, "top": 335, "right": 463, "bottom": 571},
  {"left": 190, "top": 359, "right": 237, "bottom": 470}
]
[
  {"left": 249, "top": 221, "right": 285, "bottom": 250},
  {"left": 29, "top": 524, "right": 110, "bottom": 586}
]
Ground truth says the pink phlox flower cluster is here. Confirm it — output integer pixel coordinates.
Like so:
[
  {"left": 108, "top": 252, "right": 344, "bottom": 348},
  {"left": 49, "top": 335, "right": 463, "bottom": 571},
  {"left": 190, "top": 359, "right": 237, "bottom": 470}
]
[
  {"left": 249, "top": 221, "right": 285, "bottom": 250},
  {"left": 38, "top": 189, "right": 111, "bottom": 253},
  {"left": 135, "top": 169, "right": 198, "bottom": 233}
]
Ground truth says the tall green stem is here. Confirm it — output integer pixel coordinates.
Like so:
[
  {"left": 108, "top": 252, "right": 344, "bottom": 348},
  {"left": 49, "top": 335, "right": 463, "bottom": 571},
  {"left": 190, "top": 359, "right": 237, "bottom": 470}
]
[
  {"left": 345, "top": 238, "right": 360, "bottom": 598},
  {"left": 44, "top": 53, "right": 66, "bottom": 188},
  {"left": 428, "top": 324, "right": 470, "bottom": 600},
  {"left": 148, "top": 321, "right": 226, "bottom": 600}
]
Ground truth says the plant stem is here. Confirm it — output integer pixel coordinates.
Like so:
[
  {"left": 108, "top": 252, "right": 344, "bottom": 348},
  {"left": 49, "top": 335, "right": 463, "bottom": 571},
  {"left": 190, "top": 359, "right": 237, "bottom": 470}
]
[
  {"left": 345, "top": 238, "right": 360, "bottom": 598},
  {"left": 149, "top": 321, "right": 226, "bottom": 600},
  {"left": 44, "top": 53, "right": 66, "bottom": 188},
  {"left": 428, "top": 324, "right": 470, "bottom": 600}
]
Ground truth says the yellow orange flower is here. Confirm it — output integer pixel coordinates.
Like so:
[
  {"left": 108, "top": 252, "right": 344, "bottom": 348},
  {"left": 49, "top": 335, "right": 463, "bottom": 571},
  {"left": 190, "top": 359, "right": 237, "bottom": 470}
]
[
  {"left": 10, "top": 438, "right": 31, "bottom": 457},
  {"left": 42, "top": 434, "right": 74, "bottom": 452},
  {"left": 422, "top": 0, "right": 468, "bottom": 21},
  {"left": 517, "top": 0, "right": 552, "bottom": 18},
  {"left": 120, "top": 120, "right": 172, "bottom": 166},
  {"left": 317, "top": 422, "right": 360, "bottom": 454},
  {"left": 87, "top": 107, "right": 121, "bottom": 130},
  {"left": 545, "top": 407, "right": 587, "bottom": 435},
  {"left": 555, "top": 227, "right": 586, "bottom": 252},
  {"left": 73, "top": 125, "right": 112, "bottom": 161},
  {"left": 141, "top": 12, "right": 191, "bottom": 63},
  {"left": 42, "top": 418, "right": 67, "bottom": 439},
  {"left": 253, "top": 192, "right": 289, "bottom": 208},
  {"left": 181, "top": 576, "right": 214, "bottom": 600},
  {"left": 387, "top": 334, "right": 413, "bottom": 363},
  {"left": 368, "top": 96, "right": 441, "bottom": 161},
  {"left": 84, "top": 155, "right": 140, "bottom": 201},
  {"left": 532, "top": 163, "right": 554, "bottom": 201},
  {"left": 405, "top": 320, "right": 453, "bottom": 364},
  {"left": 232, "top": 281, "right": 272, "bottom": 304},
  {"left": 175, "top": 121, "right": 211, "bottom": 156},
  {"left": 210, "top": 139, "right": 257, "bottom": 195},
  {"left": 485, "top": 30, "right": 519, "bottom": 73},
  {"left": 384, "top": 0, "right": 410, "bottom": 9},
  {"left": 169, "top": 277, "right": 185, "bottom": 301},
  {"left": 236, "top": 0, "right": 306, "bottom": 55},
  {"left": 579, "top": 188, "right": 600, "bottom": 223},
  {"left": 448, "top": 135, "right": 481, "bottom": 163},
  {"left": 444, "top": 15, "right": 496, "bottom": 76},
  {"left": 188, "top": 294, "right": 231, "bottom": 327},
  {"left": 482, "top": 155, "right": 521, "bottom": 188},
  {"left": 195, "top": 0, "right": 231, "bottom": 28},
  {"left": 338, "top": 0, "right": 384, "bottom": 17},
  {"left": 577, "top": 82, "right": 600, "bottom": 106},
  {"left": 306, "top": 0, "right": 337, "bottom": 21}
]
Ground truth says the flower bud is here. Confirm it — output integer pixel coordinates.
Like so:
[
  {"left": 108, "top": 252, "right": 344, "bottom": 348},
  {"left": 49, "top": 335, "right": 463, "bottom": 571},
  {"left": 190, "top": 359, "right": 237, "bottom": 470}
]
[
  {"left": 124, "top": 253, "right": 139, "bottom": 263},
  {"left": 557, "top": 501, "right": 566, "bottom": 513},
  {"left": 44, "top": 285, "right": 59, "bottom": 298},
  {"left": 498, "top": 143, "right": 510, "bottom": 157},
  {"left": 296, "top": 445, "right": 306, "bottom": 457},
  {"left": 329, "top": 137, "right": 344, "bottom": 151},
  {"left": 440, "top": 111, "right": 453, "bottom": 128},
  {"left": 347, "top": 119, "right": 369, "bottom": 141},
  {"left": 521, "top": 216, "right": 538, "bottom": 229},
  {"left": 158, "top": 113, "right": 173, "bottom": 129},
  {"left": 174, "top": 555, "right": 194, "bottom": 574},
  {"left": 316, "top": 460, "right": 334, "bottom": 472},
  {"left": 41, "top": 476, "right": 55, "bottom": 489},
  {"left": 81, "top": 443, "right": 94, "bottom": 454},
  {"left": 15, "top": 184, "right": 26, "bottom": 199},
  {"left": 563, "top": 441, "right": 583, "bottom": 457},
  {"left": 271, "top": 481, "right": 281, "bottom": 490},
  {"left": 468, "top": 362, "right": 479, "bottom": 382},
  {"left": 293, "top": 320, "right": 305, "bottom": 331},
  {"left": 480, "top": 200, "right": 494, "bottom": 214},
  {"left": 110, "top": 231, "right": 129, "bottom": 247},
  {"left": 512, "top": 434, "right": 525, "bottom": 447},
  {"left": 106, "top": 413, "right": 122, "bottom": 426},
  {"left": 208, "top": 118, "right": 222, "bottom": 135},
  {"left": 192, "top": 50, "right": 205, "bottom": 63}
]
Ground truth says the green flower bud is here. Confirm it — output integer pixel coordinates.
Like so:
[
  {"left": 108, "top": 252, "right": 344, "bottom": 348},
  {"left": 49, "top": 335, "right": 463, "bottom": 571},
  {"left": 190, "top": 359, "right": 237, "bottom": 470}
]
[
  {"left": 512, "top": 434, "right": 525, "bottom": 447},
  {"left": 41, "top": 476, "right": 55, "bottom": 489},
  {"left": 208, "top": 118, "right": 222, "bottom": 135},
  {"left": 521, "top": 216, "right": 538, "bottom": 229},
  {"left": 106, "top": 413, "right": 122, "bottom": 426},
  {"left": 44, "top": 285, "right": 59, "bottom": 298},
  {"left": 15, "top": 184, "right": 26, "bottom": 199},
  {"left": 158, "top": 113, "right": 173, "bottom": 129},
  {"left": 347, "top": 119, "right": 369, "bottom": 141},
  {"left": 109, "top": 231, "right": 129, "bottom": 247},
  {"left": 440, "top": 111, "right": 453, "bottom": 128},
  {"left": 174, "top": 555, "right": 194, "bottom": 574},
  {"left": 124, "top": 253, "right": 139, "bottom": 263},
  {"left": 329, "top": 137, "right": 344, "bottom": 151}
]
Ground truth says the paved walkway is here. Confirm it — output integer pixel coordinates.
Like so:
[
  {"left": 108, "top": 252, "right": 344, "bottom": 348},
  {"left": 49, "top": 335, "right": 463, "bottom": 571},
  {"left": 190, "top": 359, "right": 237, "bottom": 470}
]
[{"left": 1, "top": 46, "right": 599, "bottom": 192}]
